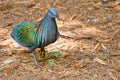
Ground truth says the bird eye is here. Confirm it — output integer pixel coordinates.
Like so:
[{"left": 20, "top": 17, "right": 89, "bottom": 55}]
[{"left": 50, "top": 11, "right": 54, "bottom": 16}]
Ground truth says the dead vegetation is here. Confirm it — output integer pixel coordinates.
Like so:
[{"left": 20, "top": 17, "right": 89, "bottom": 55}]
[{"left": 0, "top": 0, "right": 120, "bottom": 80}]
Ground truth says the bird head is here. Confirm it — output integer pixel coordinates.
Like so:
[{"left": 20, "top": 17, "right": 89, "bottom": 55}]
[{"left": 47, "top": 8, "right": 60, "bottom": 20}]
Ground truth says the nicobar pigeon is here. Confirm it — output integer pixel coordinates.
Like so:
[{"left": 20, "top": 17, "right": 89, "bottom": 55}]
[{"left": 11, "top": 8, "right": 60, "bottom": 67}]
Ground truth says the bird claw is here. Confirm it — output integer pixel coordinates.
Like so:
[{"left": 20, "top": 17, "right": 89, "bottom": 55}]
[{"left": 34, "top": 64, "right": 43, "bottom": 69}]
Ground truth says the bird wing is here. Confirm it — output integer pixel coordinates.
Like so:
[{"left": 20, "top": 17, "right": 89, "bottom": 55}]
[{"left": 11, "top": 21, "right": 42, "bottom": 48}]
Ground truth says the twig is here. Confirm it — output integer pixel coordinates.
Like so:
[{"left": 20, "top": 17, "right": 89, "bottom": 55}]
[
  {"left": 93, "top": 43, "right": 100, "bottom": 52},
  {"left": 106, "top": 49, "right": 111, "bottom": 63},
  {"left": 101, "top": 43, "right": 111, "bottom": 63},
  {"left": 70, "top": 12, "right": 76, "bottom": 21},
  {"left": 60, "top": 34, "right": 92, "bottom": 40}
]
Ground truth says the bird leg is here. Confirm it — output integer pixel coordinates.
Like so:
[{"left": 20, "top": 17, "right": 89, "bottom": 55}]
[
  {"left": 40, "top": 47, "right": 45, "bottom": 58},
  {"left": 42, "top": 48, "right": 45, "bottom": 58},
  {"left": 32, "top": 51, "right": 42, "bottom": 68}
]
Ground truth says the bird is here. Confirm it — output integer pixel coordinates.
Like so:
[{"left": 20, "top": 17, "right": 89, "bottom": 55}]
[{"left": 11, "top": 8, "right": 60, "bottom": 67}]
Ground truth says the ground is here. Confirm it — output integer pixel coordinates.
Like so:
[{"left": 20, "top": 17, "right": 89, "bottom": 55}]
[{"left": 0, "top": 0, "right": 120, "bottom": 80}]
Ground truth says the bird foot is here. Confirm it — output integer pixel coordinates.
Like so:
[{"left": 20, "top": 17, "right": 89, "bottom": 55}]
[{"left": 34, "top": 64, "right": 43, "bottom": 69}]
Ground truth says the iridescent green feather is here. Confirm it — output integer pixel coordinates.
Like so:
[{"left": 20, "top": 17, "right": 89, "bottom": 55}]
[{"left": 15, "top": 21, "right": 40, "bottom": 47}]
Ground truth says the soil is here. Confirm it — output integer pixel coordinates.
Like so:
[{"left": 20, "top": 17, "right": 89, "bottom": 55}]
[{"left": 0, "top": 0, "right": 120, "bottom": 80}]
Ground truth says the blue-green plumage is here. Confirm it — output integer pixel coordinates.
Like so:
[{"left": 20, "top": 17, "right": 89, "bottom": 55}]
[
  {"left": 11, "top": 22, "right": 39, "bottom": 48},
  {"left": 11, "top": 8, "right": 60, "bottom": 67}
]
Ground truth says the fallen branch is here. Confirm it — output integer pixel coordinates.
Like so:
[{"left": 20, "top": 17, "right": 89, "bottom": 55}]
[
  {"left": 76, "top": 52, "right": 120, "bottom": 56},
  {"left": 60, "top": 49, "right": 120, "bottom": 57}
]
